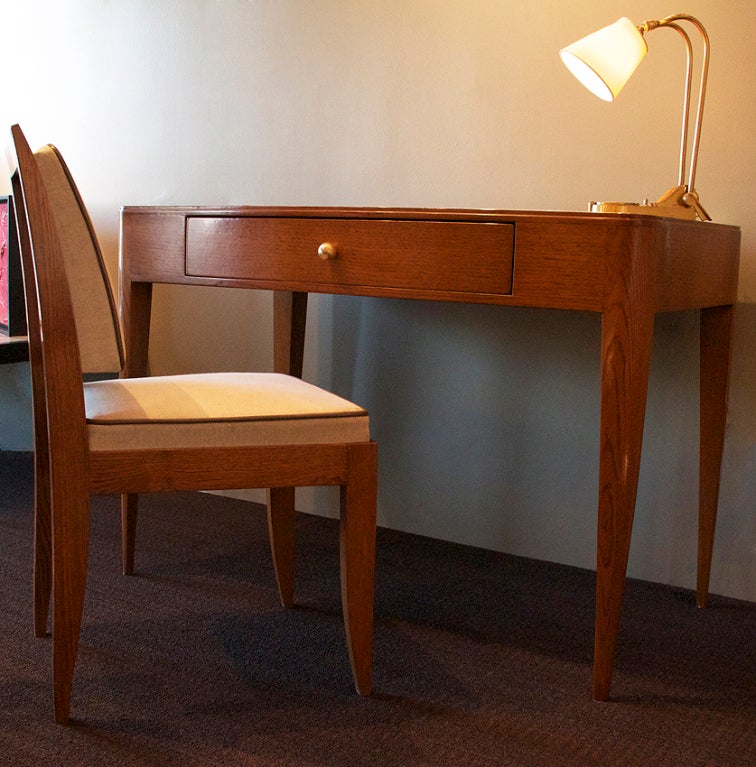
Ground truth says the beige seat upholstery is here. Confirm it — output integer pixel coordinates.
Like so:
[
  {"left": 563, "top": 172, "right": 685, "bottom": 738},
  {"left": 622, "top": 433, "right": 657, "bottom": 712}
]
[
  {"left": 10, "top": 124, "right": 377, "bottom": 724},
  {"left": 83, "top": 372, "right": 369, "bottom": 450}
]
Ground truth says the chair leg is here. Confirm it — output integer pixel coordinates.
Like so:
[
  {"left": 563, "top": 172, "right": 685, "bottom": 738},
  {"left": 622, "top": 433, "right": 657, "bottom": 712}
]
[
  {"left": 33, "top": 447, "right": 52, "bottom": 638},
  {"left": 52, "top": 490, "right": 90, "bottom": 724},
  {"left": 339, "top": 443, "right": 377, "bottom": 696},
  {"left": 121, "top": 493, "right": 138, "bottom": 575},
  {"left": 267, "top": 487, "right": 296, "bottom": 608}
]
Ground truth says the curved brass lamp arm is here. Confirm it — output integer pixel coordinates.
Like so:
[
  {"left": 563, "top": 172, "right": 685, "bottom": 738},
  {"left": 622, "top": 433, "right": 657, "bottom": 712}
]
[
  {"left": 655, "top": 23, "right": 693, "bottom": 188},
  {"left": 639, "top": 14, "right": 710, "bottom": 195}
]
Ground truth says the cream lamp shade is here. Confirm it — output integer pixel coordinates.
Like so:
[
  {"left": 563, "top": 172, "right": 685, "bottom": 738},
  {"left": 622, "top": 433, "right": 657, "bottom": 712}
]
[{"left": 559, "top": 17, "right": 648, "bottom": 102}]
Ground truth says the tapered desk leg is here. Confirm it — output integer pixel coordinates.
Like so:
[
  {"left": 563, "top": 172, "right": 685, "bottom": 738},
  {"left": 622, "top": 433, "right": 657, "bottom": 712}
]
[
  {"left": 697, "top": 305, "right": 735, "bottom": 608},
  {"left": 273, "top": 291, "right": 308, "bottom": 378},
  {"left": 118, "top": 279, "right": 153, "bottom": 577},
  {"left": 269, "top": 291, "right": 309, "bottom": 606},
  {"left": 120, "top": 280, "right": 153, "bottom": 378},
  {"left": 593, "top": 242, "right": 656, "bottom": 702}
]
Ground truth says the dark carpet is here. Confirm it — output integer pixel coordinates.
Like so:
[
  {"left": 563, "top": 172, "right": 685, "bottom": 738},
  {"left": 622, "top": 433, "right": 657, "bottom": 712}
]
[{"left": 0, "top": 451, "right": 753, "bottom": 766}]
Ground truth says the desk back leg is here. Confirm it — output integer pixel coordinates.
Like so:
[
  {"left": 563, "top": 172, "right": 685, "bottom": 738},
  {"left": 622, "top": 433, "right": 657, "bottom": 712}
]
[
  {"left": 273, "top": 291, "right": 308, "bottom": 377},
  {"left": 697, "top": 304, "right": 735, "bottom": 608},
  {"left": 120, "top": 280, "right": 153, "bottom": 378}
]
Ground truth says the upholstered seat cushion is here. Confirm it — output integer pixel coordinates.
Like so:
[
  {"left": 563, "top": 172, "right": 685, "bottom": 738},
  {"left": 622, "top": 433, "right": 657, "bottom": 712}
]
[{"left": 84, "top": 372, "right": 370, "bottom": 451}]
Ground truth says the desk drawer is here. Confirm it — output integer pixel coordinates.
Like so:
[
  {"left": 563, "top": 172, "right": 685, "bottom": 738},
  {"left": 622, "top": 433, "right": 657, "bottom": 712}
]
[{"left": 185, "top": 217, "right": 514, "bottom": 296}]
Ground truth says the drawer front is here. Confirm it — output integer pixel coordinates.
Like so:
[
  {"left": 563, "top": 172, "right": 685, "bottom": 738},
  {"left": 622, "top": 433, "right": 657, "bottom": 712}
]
[{"left": 185, "top": 217, "right": 514, "bottom": 296}]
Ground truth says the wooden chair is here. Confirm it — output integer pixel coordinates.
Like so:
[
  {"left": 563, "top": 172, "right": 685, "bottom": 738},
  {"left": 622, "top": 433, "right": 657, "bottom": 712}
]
[{"left": 9, "top": 123, "right": 377, "bottom": 724}]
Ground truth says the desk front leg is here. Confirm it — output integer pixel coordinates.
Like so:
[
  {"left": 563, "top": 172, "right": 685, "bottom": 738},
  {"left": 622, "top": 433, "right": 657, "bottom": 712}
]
[
  {"left": 594, "top": 293, "right": 655, "bottom": 701},
  {"left": 697, "top": 304, "right": 735, "bottom": 607}
]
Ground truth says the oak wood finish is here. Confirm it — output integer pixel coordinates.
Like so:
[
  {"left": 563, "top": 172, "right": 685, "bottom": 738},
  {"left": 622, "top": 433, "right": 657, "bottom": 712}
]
[
  {"left": 186, "top": 217, "right": 514, "bottom": 296},
  {"left": 12, "top": 132, "right": 91, "bottom": 723},
  {"left": 120, "top": 204, "right": 740, "bottom": 702},
  {"left": 12, "top": 126, "right": 377, "bottom": 724},
  {"left": 697, "top": 305, "right": 735, "bottom": 608}
]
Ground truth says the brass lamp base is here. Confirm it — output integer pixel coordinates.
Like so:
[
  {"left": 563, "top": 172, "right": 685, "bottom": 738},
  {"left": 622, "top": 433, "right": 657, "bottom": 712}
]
[{"left": 590, "top": 185, "right": 710, "bottom": 221}]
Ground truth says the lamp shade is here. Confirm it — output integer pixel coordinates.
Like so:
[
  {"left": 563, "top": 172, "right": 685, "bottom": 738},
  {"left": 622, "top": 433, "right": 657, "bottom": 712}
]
[{"left": 560, "top": 17, "right": 648, "bottom": 101}]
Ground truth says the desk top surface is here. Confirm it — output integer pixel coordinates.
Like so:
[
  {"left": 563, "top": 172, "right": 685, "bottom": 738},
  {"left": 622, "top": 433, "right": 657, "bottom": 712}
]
[{"left": 120, "top": 204, "right": 740, "bottom": 229}]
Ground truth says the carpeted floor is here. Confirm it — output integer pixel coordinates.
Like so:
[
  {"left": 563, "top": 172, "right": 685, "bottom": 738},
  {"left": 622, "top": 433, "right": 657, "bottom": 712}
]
[{"left": 0, "top": 450, "right": 754, "bottom": 766}]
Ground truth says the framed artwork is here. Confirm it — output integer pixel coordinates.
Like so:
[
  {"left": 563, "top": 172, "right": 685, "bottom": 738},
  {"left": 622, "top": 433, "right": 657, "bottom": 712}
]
[{"left": 0, "top": 195, "right": 26, "bottom": 336}]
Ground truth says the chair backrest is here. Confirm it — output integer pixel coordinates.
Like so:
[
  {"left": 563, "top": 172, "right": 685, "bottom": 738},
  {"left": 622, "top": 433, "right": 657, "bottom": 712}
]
[
  {"left": 11, "top": 167, "right": 50, "bottom": 490},
  {"left": 30, "top": 141, "right": 124, "bottom": 374},
  {"left": 12, "top": 123, "right": 94, "bottom": 485}
]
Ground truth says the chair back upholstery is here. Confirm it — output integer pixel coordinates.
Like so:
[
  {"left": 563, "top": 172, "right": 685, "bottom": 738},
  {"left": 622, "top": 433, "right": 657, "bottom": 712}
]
[{"left": 31, "top": 144, "right": 124, "bottom": 373}]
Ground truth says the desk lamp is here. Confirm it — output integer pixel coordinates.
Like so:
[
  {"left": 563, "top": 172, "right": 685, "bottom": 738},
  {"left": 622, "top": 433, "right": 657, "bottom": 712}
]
[{"left": 560, "top": 14, "right": 711, "bottom": 221}]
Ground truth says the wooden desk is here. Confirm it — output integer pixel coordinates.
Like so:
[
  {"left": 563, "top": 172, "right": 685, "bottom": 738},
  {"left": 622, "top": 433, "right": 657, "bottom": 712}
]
[{"left": 119, "top": 206, "right": 740, "bottom": 700}]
